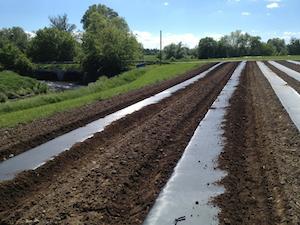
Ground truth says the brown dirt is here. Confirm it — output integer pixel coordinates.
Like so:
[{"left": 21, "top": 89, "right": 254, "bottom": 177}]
[
  {"left": 0, "top": 63, "right": 238, "bottom": 225},
  {"left": 278, "top": 60, "right": 300, "bottom": 73},
  {"left": 215, "top": 62, "right": 300, "bottom": 225},
  {"left": 265, "top": 61, "right": 300, "bottom": 93},
  {"left": 0, "top": 63, "right": 216, "bottom": 162}
]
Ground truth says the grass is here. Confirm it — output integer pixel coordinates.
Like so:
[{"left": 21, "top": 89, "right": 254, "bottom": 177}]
[
  {"left": 0, "top": 62, "right": 203, "bottom": 128},
  {"left": 0, "top": 71, "right": 48, "bottom": 102},
  {"left": 143, "top": 55, "right": 159, "bottom": 62},
  {"left": 35, "top": 63, "right": 81, "bottom": 71}
]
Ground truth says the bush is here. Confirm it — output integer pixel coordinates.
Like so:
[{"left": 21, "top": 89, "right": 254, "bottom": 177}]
[
  {"left": 0, "top": 43, "right": 34, "bottom": 75},
  {"left": 28, "top": 28, "right": 77, "bottom": 62},
  {"left": 81, "top": 4, "right": 142, "bottom": 80},
  {"left": 0, "top": 92, "right": 7, "bottom": 103},
  {"left": 0, "top": 70, "right": 48, "bottom": 102}
]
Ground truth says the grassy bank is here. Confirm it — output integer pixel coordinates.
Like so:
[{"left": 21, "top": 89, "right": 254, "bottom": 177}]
[
  {"left": 0, "top": 71, "right": 48, "bottom": 102},
  {"left": 0, "top": 62, "right": 203, "bottom": 128}
]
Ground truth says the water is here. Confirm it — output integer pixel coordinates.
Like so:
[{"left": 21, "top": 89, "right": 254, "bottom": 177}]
[
  {"left": 142, "top": 62, "right": 246, "bottom": 225},
  {"left": 0, "top": 63, "right": 223, "bottom": 181},
  {"left": 43, "top": 81, "right": 83, "bottom": 91}
]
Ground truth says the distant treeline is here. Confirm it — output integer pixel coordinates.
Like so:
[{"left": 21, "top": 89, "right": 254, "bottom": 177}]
[
  {"left": 0, "top": 4, "right": 142, "bottom": 82},
  {"left": 159, "top": 30, "right": 300, "bottom": 60},
  {"left": 1, "top": 4, "right": 300, "bottom": 82}
]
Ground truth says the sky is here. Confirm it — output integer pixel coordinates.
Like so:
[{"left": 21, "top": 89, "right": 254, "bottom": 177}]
[{"left": 0, "top": 0, "right": 299, "bottom": 49}]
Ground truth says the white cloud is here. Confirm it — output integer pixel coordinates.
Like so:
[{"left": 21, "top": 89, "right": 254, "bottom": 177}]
[
  {"left": 266, "top": 2, "right": 280, "bottom": 8},
  {"left": 281, "top": 31, "right": 300, "bottom": 42},
  {"left": 163, "top": 2, "right": 169, "bottom": 6},
  {"left": 134, "top": 31, "right": 224, "bottom": 49},
  {"left": 241, "top": 12, "right": 251, "bottom": 16},
  {"left": 25, "top": 31, "right": 36, "bottom": 38}
]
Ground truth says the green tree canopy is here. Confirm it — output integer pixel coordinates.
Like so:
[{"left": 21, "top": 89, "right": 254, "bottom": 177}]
[
  {"left": 267, "top": 38, "right": 287, "bottom": 55},
  {"left": 198, "top": 37, "right": 218, "bottom": 59},
  {"left": 49, "top": 14, "right": 77, "bottom": 33},
  {"left": 81, "top": 4, "right": 141, "bottom": 80},
  {"left": 163, "top": 42, "right": 188, "bottom": 60},
  {"left": 0, "top": 42, "right": 34, "bottom": 75},
  {"left": 197, "top": 30, "right": 283, "bottom": 59},
  {"left": 28, "top": 27, "right": 77, "bottom": 62},
  {"left": 81, "top": 4, "right": 128, "bottom": 32},
  {"left": 0, "top": 27, "right": 29, "bottom": 52},
  {"left": 288, "top": 38, "right": 300, "bottom": 55}
]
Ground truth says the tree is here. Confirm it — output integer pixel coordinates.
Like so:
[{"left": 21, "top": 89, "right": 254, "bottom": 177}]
[
  {"left": 0, "top": 42, "right": 34, "bottom": 75},
  {"left": 267, "top": 38, "right": 287, "bottom": 55},
  {"left": 81, "top": 4, "right": 128, "bottom": 32},
  {"left": 163, "top": 42, "right": 188, "bottom": 60},
  {"left": 196, "top": 30, "right": 289, "bottom": 58},
  {"left": 81, "top": 4, "right": 141, "bottom": 80},
  {"left": 28, "top": 28, "right": 77, "bottom": 62},
  {"left": 287, "top": 38, "right": 300, "bottom": 55},
  {"left": 261, "top": 43, "right": 275, "bottom": 56},
  {"left": 198, "top": 37, "right": 218, "bottom": 59},
  {"left": 248, "top": 36, "right": 263, "bottom": 56},
  {"left": 0, "top": 27, "right": 29, "bottom": 52},
  {"left": 49, "top": 14, "right": 76, "bottom": 33}
]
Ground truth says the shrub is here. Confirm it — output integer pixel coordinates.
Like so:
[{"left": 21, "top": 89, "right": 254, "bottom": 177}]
[
  {"left": 28, "top": 28, "right": 77, "bottom": 62},
  {"left": 0, "top": 43, "right": 34, "bottom": 75},
  {"left": 0, "top": 92, "right": 7, "bottom": 103}
]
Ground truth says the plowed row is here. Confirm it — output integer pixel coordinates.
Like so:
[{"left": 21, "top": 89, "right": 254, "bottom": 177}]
[
  {"left": 0, "top": 63, "right": 237, "bottom": 224},
  {"left": 1, "top": 61, "right": 300, "bottom": 225}
]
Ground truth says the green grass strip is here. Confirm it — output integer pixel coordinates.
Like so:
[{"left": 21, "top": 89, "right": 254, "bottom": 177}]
[{"left": 0, "top": 63, "right": 203, "bottom": 128}]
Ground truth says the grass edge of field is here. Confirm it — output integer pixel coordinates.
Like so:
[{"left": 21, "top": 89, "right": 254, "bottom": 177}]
[
  {"left": 0, "top": 62, "right": 204, "bottom": 128},
  {"left": 0, "top": 71, "right": 48, "bottom": 102}
]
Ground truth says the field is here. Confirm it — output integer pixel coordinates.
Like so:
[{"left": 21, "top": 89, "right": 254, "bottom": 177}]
[
  {"left": 0, "top": 71, "right": 48, "bottom": 102},
  {"left": 0, "top": 60, "right": 300, "bottom": 224}
]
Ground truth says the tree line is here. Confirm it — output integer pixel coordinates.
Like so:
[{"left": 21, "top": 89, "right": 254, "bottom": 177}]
[
  {"left": 1, "top": 4, "right": 300, "bottom": 81},
  {"left": 162, "top": 30, "right": 300, "bottom": 60},
  {"left": 0, "top": 4, "right": 142, "bottom": 81}
]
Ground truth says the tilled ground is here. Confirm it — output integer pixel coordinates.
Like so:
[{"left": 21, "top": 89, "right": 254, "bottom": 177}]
[
  {"left": 0, "top": 63, "right": 215, "bottom": 161},
  {"left": 1, "top": 61, "right": 299, "bottom": 225},
  {"left": 278, "top": 60, "right": 300, "bottom": 73},
  {"left": 265, "top": 61, "right": 300, "bottom": 93},
  {"left": 215, "top": 62, "right": 300, "bottom": 225},
  {"left": 0, "top": 63, "right": 238, "bottom": 225}
]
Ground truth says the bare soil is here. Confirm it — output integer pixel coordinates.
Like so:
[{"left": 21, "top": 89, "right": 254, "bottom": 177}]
[
  {"left": 0, "top": 63, "right": 215, "bottom": 161},
  {"left": 278, "top": 60, "right": 300, "bottom": 73},
  {"left": 215, "top": 62, "right": 300, "bottom": 225},
  {"left": 0, "top": 63, "right": 238, "bottom": 225},
  {"left": 1, "top": 61, "right": 299, "bottom": 225}
]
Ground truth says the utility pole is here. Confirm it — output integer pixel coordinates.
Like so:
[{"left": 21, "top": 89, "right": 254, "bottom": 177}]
[{"left": 160, "top": 30, "right": 162, "bottom": 65}]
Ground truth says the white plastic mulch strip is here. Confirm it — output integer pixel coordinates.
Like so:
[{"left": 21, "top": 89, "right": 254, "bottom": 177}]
[
  {"left": 0, "top": 63, "right": 224, "bottom": 181},
  {"left": 268, "top": 61, "right": 300, "bottom": 82},
  {"left": 287, "top": 60, "right": 300, "bottom": 65},
  {"left": 257, "top": 61, "right": 300, "bottom": 131},
  {"left": 143, "top": 61, "right": 246, "bottom": 225}
]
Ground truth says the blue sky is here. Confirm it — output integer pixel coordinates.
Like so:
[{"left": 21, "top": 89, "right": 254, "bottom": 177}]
[{"left": 0, "top": 0, "right": 299, "bottom": 48}]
